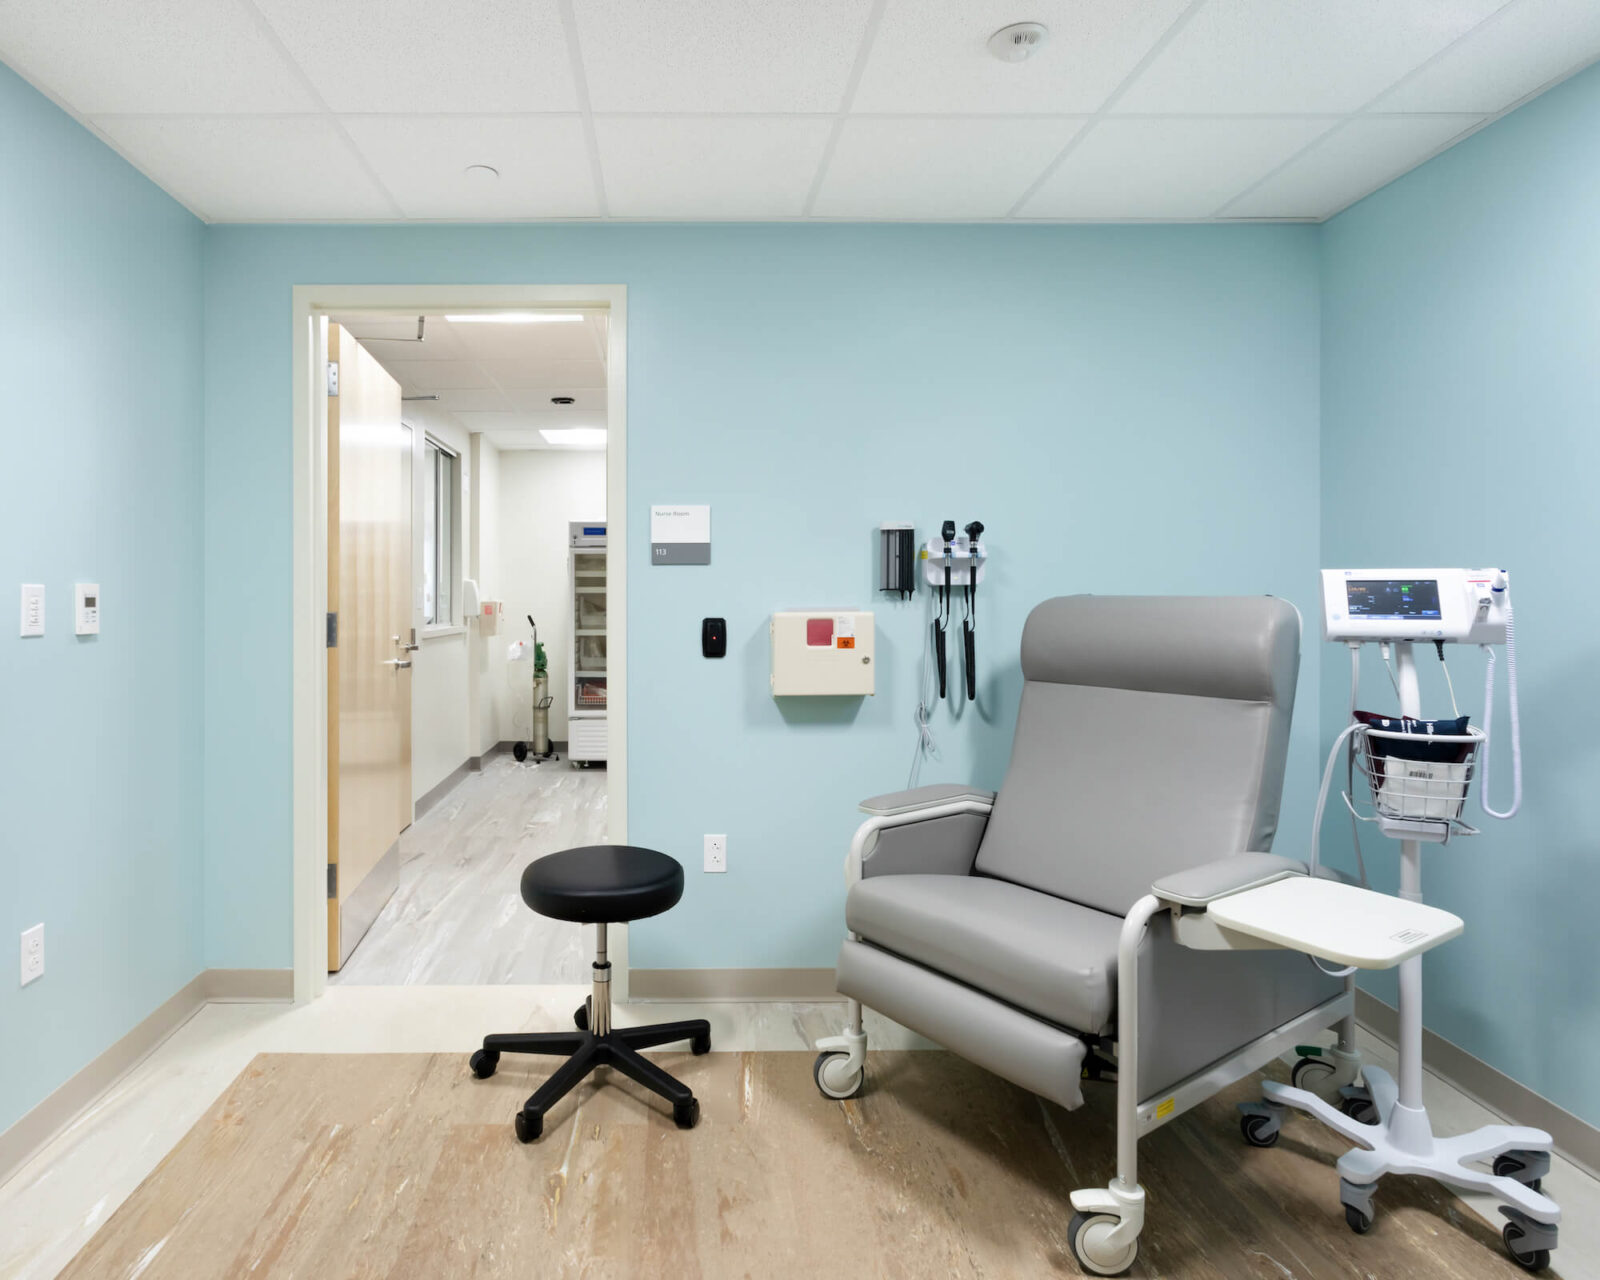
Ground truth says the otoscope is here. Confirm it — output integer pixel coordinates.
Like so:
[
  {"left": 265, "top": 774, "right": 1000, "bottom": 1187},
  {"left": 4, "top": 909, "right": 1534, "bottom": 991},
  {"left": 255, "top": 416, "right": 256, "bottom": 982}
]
[
  {"left": 935, "top": 520, "right": 955, "bottom": 699},
  {"left": 962, "top": 521, "right": 983, "bottom": 700}
]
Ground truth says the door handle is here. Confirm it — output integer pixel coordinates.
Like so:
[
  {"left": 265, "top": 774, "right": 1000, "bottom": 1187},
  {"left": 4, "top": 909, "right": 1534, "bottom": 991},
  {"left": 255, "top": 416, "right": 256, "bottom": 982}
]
[
  {"left": 394, "top": 634, "right": 420, "bottom": 653},
  {"left": 384, "top": 658, "right": 413, "bottom": 669}
]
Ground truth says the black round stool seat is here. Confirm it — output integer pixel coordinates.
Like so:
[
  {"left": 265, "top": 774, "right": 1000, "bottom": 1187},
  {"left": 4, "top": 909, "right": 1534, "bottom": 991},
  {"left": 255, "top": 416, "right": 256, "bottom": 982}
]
[{"left": 521, "top": 844, "right": 684, "bottom": 923}]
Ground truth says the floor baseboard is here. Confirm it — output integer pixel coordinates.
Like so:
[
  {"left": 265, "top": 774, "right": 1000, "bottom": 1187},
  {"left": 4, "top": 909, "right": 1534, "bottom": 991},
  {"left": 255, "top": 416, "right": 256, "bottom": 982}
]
[
  {"left": 414, "top": 760, "right": 475, "bottom": 819},
  {"left": 1356, "top": 989, "right": 1600, "bottom": 1178},
  {"left": 0, "top": 968, "right": 292, "bottom": 1188},
  {"left": 630, "top": 967, "right": 843, "bottom": 1002}
]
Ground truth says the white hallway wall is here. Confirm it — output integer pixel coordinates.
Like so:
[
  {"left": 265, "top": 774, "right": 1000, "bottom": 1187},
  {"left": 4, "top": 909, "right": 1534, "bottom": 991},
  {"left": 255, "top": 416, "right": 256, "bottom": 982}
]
[
  {"left": 493, "top": 449, "right": 607, "bottom": 746},
  {"left": 467, "top": 433, "right": 503, "bottom": 759}
]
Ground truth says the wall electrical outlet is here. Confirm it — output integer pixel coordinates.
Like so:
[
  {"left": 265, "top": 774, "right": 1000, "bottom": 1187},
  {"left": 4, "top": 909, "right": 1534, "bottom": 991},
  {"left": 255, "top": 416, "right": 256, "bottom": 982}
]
[
  {"left": 20, "top": 924, "right": 43, "bottom": 986},
  {"left": 703, "top": 834, "right": 727, "bottom": 874}
]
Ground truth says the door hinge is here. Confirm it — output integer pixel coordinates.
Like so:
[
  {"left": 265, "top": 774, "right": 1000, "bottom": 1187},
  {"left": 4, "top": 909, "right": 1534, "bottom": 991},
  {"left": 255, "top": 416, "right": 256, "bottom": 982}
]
[
  {"left": 326, "top": 611, "right": 338, "bottom": 648},
  {"left": 326, "top": 361, "right": 339, "bottom": 396},
  {"left": 327, "top": 863, "right": 337, "bottom": 899}
]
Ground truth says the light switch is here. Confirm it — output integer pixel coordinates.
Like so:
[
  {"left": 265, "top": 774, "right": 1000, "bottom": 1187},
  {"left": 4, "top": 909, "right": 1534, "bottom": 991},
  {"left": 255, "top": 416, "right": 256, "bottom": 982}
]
[
  {"left": 76, "top": 583, "right": 100, "bottom": 635},
  {"left": 20, "top": 584, "right": 44, "bottom": 636}
]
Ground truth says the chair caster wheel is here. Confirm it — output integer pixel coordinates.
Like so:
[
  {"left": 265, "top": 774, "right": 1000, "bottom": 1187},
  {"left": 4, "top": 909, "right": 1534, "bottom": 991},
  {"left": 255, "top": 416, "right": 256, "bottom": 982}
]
[
  {"left": 1345, "top": 1204, "right": 1374, "bottom": 1235},
  {"left": 690, "top": 1031, "right": 712, "bottom": 1056},
  {"left": 674, "top": 1098, "right": 699, "bottom": 1130},
  {"left": 469, "top": 1049, "right": 499, "bottom": 1079},
  {"left": 1503, "top": 1223, "right": 1551, "bottom": 1272},
  {"left": 1241, "top": 1113, "right": 1280, "bottom": 1148},
  {"left": 514, "top": 1108, "right": 543, "bottom": 1143},
  {"left": 574, "top": 999, "right": 589, "bottom": 1031},
  {"left": 1067, "top": 1211, "right": 1139, "bottom": 1276},
  {"left": 813, "top": 1050, "right": 864, "bottom": 1100},
  {"left": 1291, "top": 1055, "right": 1336, "bottom": 1092}
]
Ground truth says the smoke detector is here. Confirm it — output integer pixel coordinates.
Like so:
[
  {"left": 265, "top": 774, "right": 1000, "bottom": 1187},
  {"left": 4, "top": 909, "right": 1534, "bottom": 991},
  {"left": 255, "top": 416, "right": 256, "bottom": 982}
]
[{"left": 988, "top": 22, "right": 1049, "bottom": 62}]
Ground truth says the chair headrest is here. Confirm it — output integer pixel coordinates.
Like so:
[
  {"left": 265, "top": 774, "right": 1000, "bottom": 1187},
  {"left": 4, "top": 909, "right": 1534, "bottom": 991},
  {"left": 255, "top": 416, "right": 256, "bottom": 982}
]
[{"left": 1020, "top": 595, "right": 1299, "bottom": 703}]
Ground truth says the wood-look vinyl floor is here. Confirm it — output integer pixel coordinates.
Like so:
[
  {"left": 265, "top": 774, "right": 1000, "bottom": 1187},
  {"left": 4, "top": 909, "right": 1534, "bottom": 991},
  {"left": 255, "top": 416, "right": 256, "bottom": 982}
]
[
  {"left": 334, "top": 756, "right": 606, "bottom": 985},
  {"left": 59, "top": 1050, "right": 1550, "bottom": 1279}
]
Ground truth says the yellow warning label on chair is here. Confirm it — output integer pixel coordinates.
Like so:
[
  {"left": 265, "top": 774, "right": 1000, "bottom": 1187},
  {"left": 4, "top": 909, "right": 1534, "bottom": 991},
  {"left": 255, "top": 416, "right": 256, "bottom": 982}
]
[{"left": 1155, "top": 1097, "right": 1175, "bottom": 1119}]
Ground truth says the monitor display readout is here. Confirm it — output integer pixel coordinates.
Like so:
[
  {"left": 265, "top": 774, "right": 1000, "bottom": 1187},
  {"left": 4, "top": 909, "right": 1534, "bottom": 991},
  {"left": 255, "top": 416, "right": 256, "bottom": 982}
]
[{"left": 1345, "top": 579, "right": 1442, "bottom": 620}]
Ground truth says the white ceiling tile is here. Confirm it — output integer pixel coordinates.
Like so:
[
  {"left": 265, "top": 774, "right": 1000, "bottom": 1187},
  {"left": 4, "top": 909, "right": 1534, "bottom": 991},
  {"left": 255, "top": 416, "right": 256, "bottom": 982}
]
[
  {"left": 575, "top": 0, "right": 875, "bottom": 112},
  {"left": 1019, "top": 117, "right": 1335, "bottom": 219},
  {"left": 0, "top": 0, "right": 317, "bottom": 113},
  {"left": 456, "top": 410, "right": 607, "bottom": 433},
  {"left": 379, "top": 360, "right": 491, "bottom": 391},
  {"left": 1223, "top": 115, "right": 1484, "bottom": 218},
  {"left": 341, "top": 116, "right": 597, "bottom": 219},
  {"left": 1374, "top": 0, "right": 1600, "bottom": 114},
  {"left": 505, "top": 388, "right": 608, "bottom": 412},
  {"left": 813, "top": 117, "right": 1086, "bottom": 218},
  {"left": 480, "top": 359, "right": 609, "bottom": 390},
  {"left": 251, "top": 0, "right": 578, "bottom": 113},
  {"left": 329, "top": 315, "right": 469, "bottom": 360},
  {"left": 595, "top": 117, "right": 833, "bottom": 217},
  {"left": 90, "top": 117, "right": 394, "bottom": 221},
  {"left": 1116, "top": 0, "right": 1507, "bottom": 115},
  {"left": 436, "top": 388, "right": 514, "bottom": 412},
  {"left": 852, "top": 0, "right": 1191, "bottom": 115}
]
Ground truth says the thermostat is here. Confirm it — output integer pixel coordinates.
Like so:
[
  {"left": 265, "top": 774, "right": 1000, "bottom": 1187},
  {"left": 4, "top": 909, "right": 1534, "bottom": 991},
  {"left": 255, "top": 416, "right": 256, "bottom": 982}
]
[{"left": 75, "top": 583, "right": 100, "bottom": 635}]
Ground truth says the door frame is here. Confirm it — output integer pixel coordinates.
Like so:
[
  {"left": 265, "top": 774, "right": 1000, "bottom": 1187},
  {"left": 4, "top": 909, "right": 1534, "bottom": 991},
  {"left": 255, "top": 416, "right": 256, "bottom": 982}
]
[{"left": 291, "top": 284, "right": 629, "bottom": 1004}]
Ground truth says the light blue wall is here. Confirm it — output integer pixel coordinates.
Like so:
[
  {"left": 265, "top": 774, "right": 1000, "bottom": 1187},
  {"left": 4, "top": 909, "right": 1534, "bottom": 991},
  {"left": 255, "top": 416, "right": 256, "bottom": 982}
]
[
  {"left": 1320, "top": 63, "right": 1600, "bottom": 1123},
  {"left": 0, "top": 65, "right": 205, "bottom": 1133},
  {"left": 202, "top": 222, "right": 1325, "bottom": 972}
]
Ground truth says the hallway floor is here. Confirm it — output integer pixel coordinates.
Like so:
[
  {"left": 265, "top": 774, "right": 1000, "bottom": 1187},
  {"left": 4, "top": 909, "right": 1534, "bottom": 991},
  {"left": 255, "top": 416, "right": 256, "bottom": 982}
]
[{"left": 333, "top": 754, "right": 606, "bottom": 985}]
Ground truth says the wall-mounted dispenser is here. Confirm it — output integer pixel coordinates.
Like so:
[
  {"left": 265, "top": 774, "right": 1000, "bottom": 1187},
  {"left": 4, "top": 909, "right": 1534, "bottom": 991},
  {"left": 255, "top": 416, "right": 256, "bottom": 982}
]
[{"left": 879, "top": 524, "right": 916, "bottom": 598}]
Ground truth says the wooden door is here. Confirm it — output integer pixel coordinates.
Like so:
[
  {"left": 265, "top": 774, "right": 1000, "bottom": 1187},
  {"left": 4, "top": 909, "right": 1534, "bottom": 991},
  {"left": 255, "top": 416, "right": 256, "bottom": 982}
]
[{"left": 328, "top": 323, "right": 412, "bottom": 971}]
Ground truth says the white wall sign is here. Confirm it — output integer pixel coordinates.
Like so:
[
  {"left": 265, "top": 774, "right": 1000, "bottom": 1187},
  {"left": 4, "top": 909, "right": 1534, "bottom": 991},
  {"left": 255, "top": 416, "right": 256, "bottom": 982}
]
[{"left": 650, "top": 504, "right": 711, "bottom": 565}]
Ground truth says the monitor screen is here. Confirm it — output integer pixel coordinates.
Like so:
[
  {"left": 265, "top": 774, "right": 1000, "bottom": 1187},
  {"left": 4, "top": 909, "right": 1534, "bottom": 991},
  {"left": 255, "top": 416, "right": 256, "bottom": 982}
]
[{"left": 1345, "top": 579, "right": 1442, "bottom": 620}]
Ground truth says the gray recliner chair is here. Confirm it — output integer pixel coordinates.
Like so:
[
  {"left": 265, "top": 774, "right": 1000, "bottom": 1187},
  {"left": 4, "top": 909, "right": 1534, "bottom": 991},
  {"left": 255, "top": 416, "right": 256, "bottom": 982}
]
[{"left": 813, "top": 595, "right": 1361, "bottom": 1276}]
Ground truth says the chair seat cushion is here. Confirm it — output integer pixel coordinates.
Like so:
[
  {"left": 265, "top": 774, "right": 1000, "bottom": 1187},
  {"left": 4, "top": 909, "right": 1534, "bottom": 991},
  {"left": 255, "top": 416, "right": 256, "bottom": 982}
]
[{"left": 845, "top": 874, "right": 1123, "bottom": 1034}]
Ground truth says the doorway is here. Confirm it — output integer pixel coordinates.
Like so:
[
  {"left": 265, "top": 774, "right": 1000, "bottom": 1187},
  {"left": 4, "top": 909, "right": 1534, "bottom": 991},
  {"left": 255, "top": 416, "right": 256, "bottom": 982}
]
[{"left": 291, "top": 285, "right": 629, "bottom": 1004}]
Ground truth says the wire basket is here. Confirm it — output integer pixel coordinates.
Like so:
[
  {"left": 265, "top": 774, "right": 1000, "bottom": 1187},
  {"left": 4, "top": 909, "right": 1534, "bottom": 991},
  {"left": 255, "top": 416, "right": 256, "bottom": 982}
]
[{"left": 1352, "top": 722, "right": 1485, "bottom": 835}]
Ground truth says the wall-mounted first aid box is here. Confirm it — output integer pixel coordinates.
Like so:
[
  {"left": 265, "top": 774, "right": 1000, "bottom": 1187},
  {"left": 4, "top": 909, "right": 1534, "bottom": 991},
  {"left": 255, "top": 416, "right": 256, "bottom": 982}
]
[{"left": 771, "top": 611, "right": 875, "bottom": 696}]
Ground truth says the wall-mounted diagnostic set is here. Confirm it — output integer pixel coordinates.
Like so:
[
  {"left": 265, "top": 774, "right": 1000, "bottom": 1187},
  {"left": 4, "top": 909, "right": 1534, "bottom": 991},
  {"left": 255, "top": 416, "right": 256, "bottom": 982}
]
[
  {"left": 771, "top": 611, "right": 875, "bottom": 696},
  {"left": 925, "top": 520, "right": 987, "bottom": 701}
]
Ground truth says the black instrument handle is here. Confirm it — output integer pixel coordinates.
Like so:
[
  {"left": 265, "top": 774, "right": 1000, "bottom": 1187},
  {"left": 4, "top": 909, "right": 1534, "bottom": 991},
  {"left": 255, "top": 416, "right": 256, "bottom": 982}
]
[
  {"left": 964, "top": 620, "right": 976, "bottom": 701},
  {"left": 935, "top": 618, "right": 948, "bottom": 700}
]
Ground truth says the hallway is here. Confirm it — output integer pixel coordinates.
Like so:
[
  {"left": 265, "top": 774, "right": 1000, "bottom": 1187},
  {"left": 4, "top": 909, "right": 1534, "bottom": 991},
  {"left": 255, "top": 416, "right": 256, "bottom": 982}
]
[{"left": 333, "top": 756, "right": 605, "bottom": 985}]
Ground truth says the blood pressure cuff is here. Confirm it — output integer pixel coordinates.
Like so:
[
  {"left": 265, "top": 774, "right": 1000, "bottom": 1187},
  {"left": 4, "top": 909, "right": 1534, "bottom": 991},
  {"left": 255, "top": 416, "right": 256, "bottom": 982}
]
[{"left": 1354, "top": 711, "right": 1473, "bottom": 764}]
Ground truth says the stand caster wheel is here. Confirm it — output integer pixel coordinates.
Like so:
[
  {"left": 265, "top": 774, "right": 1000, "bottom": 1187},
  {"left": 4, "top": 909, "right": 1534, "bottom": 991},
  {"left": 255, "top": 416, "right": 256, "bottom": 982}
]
[
  {"left": 813, "top": 1050, "right": 864, "bottom": 1100},
  {"left": 1345, "top": 1204, "right": 1374, "bottom": 1235},
  {"left": 690, "top": 1031, "right": 712, "bottom": 1056},
  {"left": 1340, "top": 1094, "right": 1378, "bottom": 1126},
  {"left": 514, "top": 1108, "right": 543, "bottom": 1143},
  {"left": 1503, "top": 1223, "right": 1551, "bottom": 1272},
  {"left": 1240, "top": 1113, "right": 1280, "bottom": 1148},
  {"left": 1067, "top": 1211, "right": 1139, "bottom": 1276},
  {"left": 513, "top": 741, "right": 528, "bottom": 762},
  {"left": 574, "top": 998, "right": 590, "bottom": 1031},
  {"left": 1494, "top": 1153, "right": 1545, "bottom": 1193},
  {"left": 674, "top": 1098, "right": 700, "bottom": 1130},
  {"left": 1291, "top": 1055, "right": 1336, "bottom": 1092},
  {"left": 469, "top": 1049, "right": 499, "bottom": 1079}
]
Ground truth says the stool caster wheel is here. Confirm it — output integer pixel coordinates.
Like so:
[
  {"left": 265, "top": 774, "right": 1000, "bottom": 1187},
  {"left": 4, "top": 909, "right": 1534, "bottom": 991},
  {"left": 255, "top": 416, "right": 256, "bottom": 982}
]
[
  {"left": 1340, "top": 1092, "right": 1378, "bottom": 1126},
  {"left": 1240, "top": 1113, "right": 1280, "bottom": 1148},
  {"left": 514, "top": 1108, "right": 543, "bottom": 1143},
  {"left": 1345, "top": 1204, "right": 1374, "bottom": 1235},
  {"left": 470, "top": 1049, "right": 499, "bottom": 1079},
  {"left": 674, "top": 1098, "right": 699, "bottom": 1130},
  {"left": 691, "top": 1031, "right": 711, "bottom": 1055},
  {"left": 574, "top": 998, "right": 590, "bottom": 1031},
  {"left": 1494, "top": 1152, "right": 1546, "bottom": 1193}
]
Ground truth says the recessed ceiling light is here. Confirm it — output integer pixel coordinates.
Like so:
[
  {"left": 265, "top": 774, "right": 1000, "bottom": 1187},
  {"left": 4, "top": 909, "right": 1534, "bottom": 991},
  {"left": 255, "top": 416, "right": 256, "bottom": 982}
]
[
  {"left": 463, "top": 163, "right": 500, "bottom": 181},
  {"left": 988, "top": 22, "right": 1049, "bottom": 62},
  {"left": 444, "top": 313, "right": 584, "bottom": 324},
  {"left": 540, "top": 428, "right": 607, "bottom": 446}
]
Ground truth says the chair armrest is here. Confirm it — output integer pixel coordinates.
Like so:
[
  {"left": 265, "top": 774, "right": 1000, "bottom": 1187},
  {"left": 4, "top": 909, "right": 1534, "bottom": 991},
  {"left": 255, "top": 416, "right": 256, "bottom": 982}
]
[
  {"left": 846, "top": 786, "right": 995, "bottom": 885},
  {"left": 859, "top": 784, "right": 996, "bottom": 816},
  {"left": 1152, "top": 853, "right": 1306, "bottom": 909}
]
